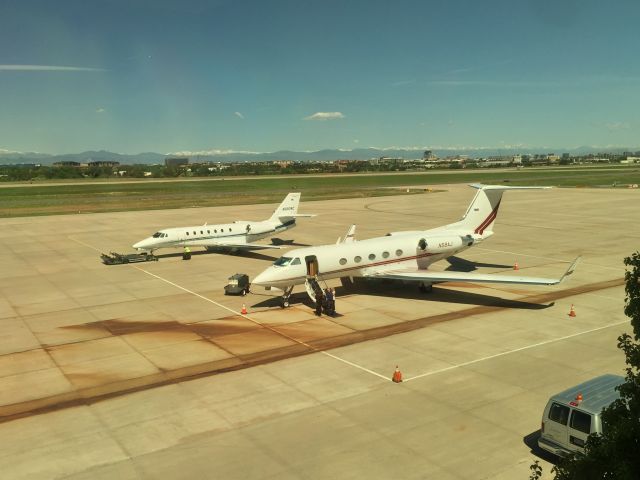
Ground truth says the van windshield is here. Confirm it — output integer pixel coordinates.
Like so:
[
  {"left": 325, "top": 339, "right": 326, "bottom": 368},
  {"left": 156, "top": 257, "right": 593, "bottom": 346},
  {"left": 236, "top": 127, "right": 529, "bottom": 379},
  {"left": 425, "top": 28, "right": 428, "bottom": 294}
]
[{"left": 274, "top": 257, "right": 292, "bottom": 267}]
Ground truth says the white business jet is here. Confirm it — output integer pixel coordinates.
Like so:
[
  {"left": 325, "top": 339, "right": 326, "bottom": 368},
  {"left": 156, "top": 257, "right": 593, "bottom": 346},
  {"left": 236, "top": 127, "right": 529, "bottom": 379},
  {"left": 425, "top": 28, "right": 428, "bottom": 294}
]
[
  {"left": 252, "top": 184, "right": 579, "bottom": 307},
  {"left": 133, "top": 193, "right": 314, "bottom": 253}
]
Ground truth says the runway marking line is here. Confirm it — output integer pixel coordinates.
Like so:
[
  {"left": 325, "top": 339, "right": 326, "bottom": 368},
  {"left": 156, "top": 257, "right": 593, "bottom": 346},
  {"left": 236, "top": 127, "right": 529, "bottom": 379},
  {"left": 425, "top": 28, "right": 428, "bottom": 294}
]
[
  {"left": 135, "top": 267, "right": 391, "bottom": 381},
  {"left": 68, "top": 235, "right": 390, "bottom": 381},
  {"left": 403, "top": 319, "right": 628, "bottom": 382}
]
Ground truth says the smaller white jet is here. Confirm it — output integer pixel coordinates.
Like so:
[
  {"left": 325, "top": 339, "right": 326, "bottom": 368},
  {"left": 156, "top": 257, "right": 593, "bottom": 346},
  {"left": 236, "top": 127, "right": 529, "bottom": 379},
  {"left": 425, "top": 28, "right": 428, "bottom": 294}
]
[
  {"left": 133, "top": 193, "right": 314, "bottom": 254},
  {"left": 252, "top": 184, "right": 579, "bottom": 307}
]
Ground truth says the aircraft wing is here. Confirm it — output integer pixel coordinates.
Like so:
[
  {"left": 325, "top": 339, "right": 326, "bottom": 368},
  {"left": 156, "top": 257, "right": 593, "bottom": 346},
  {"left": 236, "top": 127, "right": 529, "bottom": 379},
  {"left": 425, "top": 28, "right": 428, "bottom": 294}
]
[{"left": 365, "top": 257, "right": 580, "bottom": 286}]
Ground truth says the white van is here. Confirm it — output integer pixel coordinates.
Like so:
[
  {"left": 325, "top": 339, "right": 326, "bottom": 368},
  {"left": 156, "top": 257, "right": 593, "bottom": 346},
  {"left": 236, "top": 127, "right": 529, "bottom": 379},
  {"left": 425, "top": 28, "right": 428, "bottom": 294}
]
[{"left": 538, "top": 374, "right": 624, "bottom": 456}]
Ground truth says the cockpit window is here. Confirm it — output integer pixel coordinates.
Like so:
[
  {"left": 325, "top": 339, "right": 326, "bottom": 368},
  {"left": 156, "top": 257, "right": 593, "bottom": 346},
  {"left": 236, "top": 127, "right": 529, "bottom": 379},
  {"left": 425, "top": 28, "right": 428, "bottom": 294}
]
[
  {"left": 274, "top": 257, "right": 293, "bottom": 266},
  {"left": 152, "top": 232, "right": 162, "bottom": 238},
  {"left": 291, "top": 258, "right": 301, "bottom": 265}
]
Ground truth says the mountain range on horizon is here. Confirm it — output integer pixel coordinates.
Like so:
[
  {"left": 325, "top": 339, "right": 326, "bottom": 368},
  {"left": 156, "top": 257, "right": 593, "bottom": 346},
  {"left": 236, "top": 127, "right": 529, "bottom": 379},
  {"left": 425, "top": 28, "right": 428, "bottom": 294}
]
[{"left": 1, "top": 146, "right": 638, "bottom": 165}]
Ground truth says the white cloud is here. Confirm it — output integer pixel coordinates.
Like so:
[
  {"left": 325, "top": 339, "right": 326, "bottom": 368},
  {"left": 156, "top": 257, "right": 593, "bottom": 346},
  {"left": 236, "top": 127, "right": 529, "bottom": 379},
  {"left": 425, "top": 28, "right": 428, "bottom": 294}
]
[
  {"left": 96, "top": 107, "right": 106, "bottom": 113},
  {"left": 168, "top": 149, "right": 263, "bottom": 156},
  {"left": 234, "top": 111, "right": 244, "bottom": 119},
  {"left": 304, "top": 111, "right": 345, "bottom": 121},
  {"left": 605, "top": 121, "right": 630, "bottom": 132},
  {"left": 0, "top": 64, "right": 106, "bottom": 72}
]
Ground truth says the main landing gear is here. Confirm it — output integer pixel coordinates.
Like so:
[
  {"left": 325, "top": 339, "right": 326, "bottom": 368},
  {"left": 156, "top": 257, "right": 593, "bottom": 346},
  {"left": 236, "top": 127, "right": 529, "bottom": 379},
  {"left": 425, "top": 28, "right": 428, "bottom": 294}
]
[{"left": 281, "top": 286, "right": 294, "bottom": 308}]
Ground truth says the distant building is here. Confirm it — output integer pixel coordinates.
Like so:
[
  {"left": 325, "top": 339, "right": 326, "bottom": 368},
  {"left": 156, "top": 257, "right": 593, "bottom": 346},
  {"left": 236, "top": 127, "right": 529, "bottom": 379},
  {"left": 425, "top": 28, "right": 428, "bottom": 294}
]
[
  {"left": 88, "top": 161, "right": 120, "bottom": 167},
  {"left": 621, "top": 156, "right": 640, "bottom": 164},
  {"left": 423, "top": 150, "right": 438, "bottom": 161},
  {"left": 53, "top": 161, "right": 81, "bottom": 167},
  {"left": 165, "top": 156, "right": 189, "bottom": 167}
]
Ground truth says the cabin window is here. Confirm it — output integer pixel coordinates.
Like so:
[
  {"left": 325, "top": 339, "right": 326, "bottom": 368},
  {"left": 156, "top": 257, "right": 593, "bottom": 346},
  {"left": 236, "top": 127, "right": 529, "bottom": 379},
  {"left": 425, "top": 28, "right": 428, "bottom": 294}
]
[
  {"left": 214, "top": 229, "right": 217, "bottom": 233},
  {"left": 382, "top": 251, "right": 390, "bottom": 258},
  {"left": 273, "top": 257, "right": 293, "bottom": 267},
  {"left": 291, "top": 258, "right": 301, "bottom": 265},
  {"left": 548, "top": 403, "right": 569, "bottom": 426},
  {"left": 186, "top": 232, "right": 190, "bottom": 236},
  {"left": 354, "top": 256, "right": 362, "bottom": 263},
  {"left": 339, "top": 258, "right": 347, "bottom": 265},
  {"left": 200, "top": 230, "right": 203, "bottom": 234},
  {"left": 368, "top": 254, "right": 376, "bottom": 261},
  {"left": 193, "top": 231, "right": 196, "bottom": 235},
  {"left": 570, "top": 410, "right": 592, "bottom": 434},
  {"left": 396, "top": 249, "right": 403, "bottom": 256},
  {"left": 207, "top": 230, "right": 210, "bottom": 234}
]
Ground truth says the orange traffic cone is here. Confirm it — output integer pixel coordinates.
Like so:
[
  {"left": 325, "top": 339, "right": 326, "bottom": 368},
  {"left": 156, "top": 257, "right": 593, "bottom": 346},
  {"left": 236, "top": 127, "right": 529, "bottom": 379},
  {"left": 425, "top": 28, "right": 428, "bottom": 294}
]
[
  {"left": 513, "top": 261, "right": 519, "bottom": 271},
  {"left": 241, "top": 304, "right": 247, "bottom": 315},
  {"left": 392, "top": 366, "right": 403, "bottom": 383},
  {"left": 568, "top": 304, "right": 576, "bottom": 317}
]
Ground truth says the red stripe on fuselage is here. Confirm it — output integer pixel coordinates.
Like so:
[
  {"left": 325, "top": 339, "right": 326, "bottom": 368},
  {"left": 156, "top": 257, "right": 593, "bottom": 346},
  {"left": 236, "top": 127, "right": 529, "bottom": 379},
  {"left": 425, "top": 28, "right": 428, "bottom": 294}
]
[{"left": 474, "top": 200, "right": 501, "bottom": 235}]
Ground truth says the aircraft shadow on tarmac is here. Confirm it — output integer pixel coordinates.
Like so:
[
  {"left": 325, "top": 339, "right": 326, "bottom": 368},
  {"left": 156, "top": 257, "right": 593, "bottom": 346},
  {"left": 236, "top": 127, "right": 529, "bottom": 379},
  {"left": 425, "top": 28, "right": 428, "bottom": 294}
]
[
  {"left": 523, "top": 430, "right": 559, "bottom": 465},
  {"left": 156, "top": 250, "right": 277, "bottom": 262},
  {"left": 336, "top": 281, "right": 553, "bottom": 310},
  {"left": 250, "top": 281, "right": 553, "bottom": 311},
  {"left": 270, "top": 237, "right": 310, "bottom": 247},
  {"left": 445, "top": 256, "right": 513, "bottom": 272}
]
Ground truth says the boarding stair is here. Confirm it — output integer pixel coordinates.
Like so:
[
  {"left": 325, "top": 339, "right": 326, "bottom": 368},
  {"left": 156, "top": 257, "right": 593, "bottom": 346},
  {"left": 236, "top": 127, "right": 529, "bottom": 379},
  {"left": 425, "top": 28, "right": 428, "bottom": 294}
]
[{"left": 304, "top": 275, "right": 324, "bottom": 303}]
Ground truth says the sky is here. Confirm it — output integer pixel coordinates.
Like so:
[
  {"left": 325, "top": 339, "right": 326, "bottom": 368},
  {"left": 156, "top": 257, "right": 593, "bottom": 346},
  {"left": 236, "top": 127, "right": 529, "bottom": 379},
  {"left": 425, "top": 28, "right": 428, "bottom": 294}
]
[{"left": 1, "top": 0, "right": 639, "bottom": 154}]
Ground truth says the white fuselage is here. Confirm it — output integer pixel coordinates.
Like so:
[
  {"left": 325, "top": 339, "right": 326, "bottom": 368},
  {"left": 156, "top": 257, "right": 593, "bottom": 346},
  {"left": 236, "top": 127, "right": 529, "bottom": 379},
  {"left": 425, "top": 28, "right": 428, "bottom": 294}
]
[
  {"left": 133, "top": 219, "right": 296, "bottom": 252},
  {"left": 252, "top": 229, "right": 479, "bottom": 288}
]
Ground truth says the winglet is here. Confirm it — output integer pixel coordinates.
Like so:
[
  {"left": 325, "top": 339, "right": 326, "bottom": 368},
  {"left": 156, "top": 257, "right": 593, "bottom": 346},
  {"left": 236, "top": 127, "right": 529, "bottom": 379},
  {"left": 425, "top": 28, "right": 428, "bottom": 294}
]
[{"left": 559, "top": 256, "right": 581, "bottom": 283}]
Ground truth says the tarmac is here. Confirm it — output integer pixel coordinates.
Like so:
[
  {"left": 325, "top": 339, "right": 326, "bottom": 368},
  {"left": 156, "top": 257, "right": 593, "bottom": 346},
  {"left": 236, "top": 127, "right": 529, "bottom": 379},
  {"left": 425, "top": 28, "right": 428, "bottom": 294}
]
[{"left": 0, "top": 184, "right": 636, "bottom": 479}]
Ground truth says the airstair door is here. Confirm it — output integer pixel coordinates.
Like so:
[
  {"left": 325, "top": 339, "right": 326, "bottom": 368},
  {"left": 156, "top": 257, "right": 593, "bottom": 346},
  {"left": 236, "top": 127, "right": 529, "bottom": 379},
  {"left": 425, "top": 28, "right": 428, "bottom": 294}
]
[
  {"left": 305, "top": 255, "right": 319, "bottom": 277},
  {"left": 304, "top": 277, "right": 319, "bottom": 302}
]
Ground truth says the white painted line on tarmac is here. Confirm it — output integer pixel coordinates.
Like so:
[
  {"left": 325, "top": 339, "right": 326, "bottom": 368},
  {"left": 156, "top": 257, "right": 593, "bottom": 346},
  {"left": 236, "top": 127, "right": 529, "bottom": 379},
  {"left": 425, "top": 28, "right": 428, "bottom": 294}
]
[
  {"left": 68, "top": 236, "right": 104, "bottom": 253},
  {"left": 403, "top": 320, "right": 628, "bottom": 382},
  {"left": 135, "top": 266, "right": 391, "bottom": 381},
  {"left": 321, "top": 351, "right": 391, "bottom": 381}
]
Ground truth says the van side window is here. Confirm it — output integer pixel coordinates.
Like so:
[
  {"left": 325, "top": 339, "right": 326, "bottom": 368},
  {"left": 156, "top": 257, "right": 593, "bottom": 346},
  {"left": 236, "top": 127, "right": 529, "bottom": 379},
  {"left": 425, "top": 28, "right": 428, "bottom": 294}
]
[
  {"left": 548, "top": 403, "right": 569, "bottom": 425},
  {"left": 570, "top": 410, "right": 592, "bottom": 434}
]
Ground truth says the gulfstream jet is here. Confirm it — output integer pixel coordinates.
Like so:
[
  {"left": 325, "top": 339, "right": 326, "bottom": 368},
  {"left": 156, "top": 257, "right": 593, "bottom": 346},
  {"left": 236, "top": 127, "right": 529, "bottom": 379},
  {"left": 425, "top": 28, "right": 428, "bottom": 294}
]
[
  {"left": 133, "top": 193, "right": 314, "bottom": 253},
  {"left": 251, "top": 185, "right": 579, "bottom": 307}
]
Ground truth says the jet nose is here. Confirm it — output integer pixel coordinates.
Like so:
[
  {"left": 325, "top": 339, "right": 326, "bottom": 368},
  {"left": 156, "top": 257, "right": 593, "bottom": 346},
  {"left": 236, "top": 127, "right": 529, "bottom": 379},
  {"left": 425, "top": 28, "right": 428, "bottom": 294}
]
[
  {"left": 133, "top": 239, "right": 149, "bottom": 250},
  {"left": 251, "top": 269, "right": 271, "bottom": 286}
]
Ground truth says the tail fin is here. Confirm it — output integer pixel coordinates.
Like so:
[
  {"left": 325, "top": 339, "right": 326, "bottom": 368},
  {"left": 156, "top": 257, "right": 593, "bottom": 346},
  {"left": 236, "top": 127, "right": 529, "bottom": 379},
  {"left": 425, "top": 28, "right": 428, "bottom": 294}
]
[
  {"left": 269, "top": 193, "right": 301, "bottom": 222},
  {"left": 450, "top": 184, "right": 551, "bottom": 235},
  {"left": 337, "top": 224, "right": 356, "bottom": 244}
]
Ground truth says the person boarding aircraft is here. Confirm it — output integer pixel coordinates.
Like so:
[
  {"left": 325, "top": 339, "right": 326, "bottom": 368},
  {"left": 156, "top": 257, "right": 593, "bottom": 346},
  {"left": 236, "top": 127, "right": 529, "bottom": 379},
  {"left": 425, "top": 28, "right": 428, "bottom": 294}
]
[
  {"left": 133, "top": 192, "right": 314, "bottom": 254},
  {"left": 251, "top": 185, "right": 579, "bottom": 307}
]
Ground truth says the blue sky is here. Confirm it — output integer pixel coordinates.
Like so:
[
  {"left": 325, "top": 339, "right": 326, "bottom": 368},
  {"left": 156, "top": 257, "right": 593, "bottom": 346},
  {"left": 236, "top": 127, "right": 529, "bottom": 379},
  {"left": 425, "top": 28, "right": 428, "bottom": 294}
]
[{"left": 1, "top": 0, "right": 639, "bottom": 154}]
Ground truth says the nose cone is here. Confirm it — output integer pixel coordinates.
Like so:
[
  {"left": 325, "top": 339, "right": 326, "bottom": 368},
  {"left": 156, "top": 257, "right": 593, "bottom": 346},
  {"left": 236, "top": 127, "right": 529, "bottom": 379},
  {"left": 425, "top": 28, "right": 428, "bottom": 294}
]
[
  {"left": 133, "top": 238, "right": 151, "bottom": 250},
  {"left": 251, "top": 268, "right": 272, "bottom": 286}
]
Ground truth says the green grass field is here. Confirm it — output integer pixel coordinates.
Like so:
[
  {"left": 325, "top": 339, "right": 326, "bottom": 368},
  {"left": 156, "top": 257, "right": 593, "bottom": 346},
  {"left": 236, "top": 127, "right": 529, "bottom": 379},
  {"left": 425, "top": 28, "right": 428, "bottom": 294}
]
[{"left": 1, "top": 166, "right": 638, "bottom": 217}]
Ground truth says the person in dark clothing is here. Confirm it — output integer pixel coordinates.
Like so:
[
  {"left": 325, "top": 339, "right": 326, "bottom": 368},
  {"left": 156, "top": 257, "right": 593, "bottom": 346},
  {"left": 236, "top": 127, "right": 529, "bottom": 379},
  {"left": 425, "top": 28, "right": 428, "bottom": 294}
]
[
  {"left": 315, "top": 290, "right": 324, "bottom": 316},
  {"left": 325, "top": 288, "right": 334, "bottom": 316}
]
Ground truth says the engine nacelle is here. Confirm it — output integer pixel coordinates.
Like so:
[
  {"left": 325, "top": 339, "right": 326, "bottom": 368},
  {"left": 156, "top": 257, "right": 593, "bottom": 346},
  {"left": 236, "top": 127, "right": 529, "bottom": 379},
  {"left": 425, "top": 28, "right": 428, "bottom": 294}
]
[{"left": 417, "top": 235, "right": 465, "bottom": 253}]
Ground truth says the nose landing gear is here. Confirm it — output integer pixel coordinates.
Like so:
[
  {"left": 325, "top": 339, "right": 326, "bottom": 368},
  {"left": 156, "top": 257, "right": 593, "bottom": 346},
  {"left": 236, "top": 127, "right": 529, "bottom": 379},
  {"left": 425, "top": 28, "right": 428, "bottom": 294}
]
[{"left": 281, "top": 286, "right": 294, "bottom": 308}]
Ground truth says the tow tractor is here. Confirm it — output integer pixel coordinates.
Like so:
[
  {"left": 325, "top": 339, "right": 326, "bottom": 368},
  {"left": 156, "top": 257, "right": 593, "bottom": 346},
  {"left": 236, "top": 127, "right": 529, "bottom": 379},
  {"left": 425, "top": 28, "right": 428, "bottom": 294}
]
[
  {"left": 224, "top": 273, "right": 250, "bottom": 296},
  {"left": 100, "top": 252, "right": 158, "bottom": 265}
]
